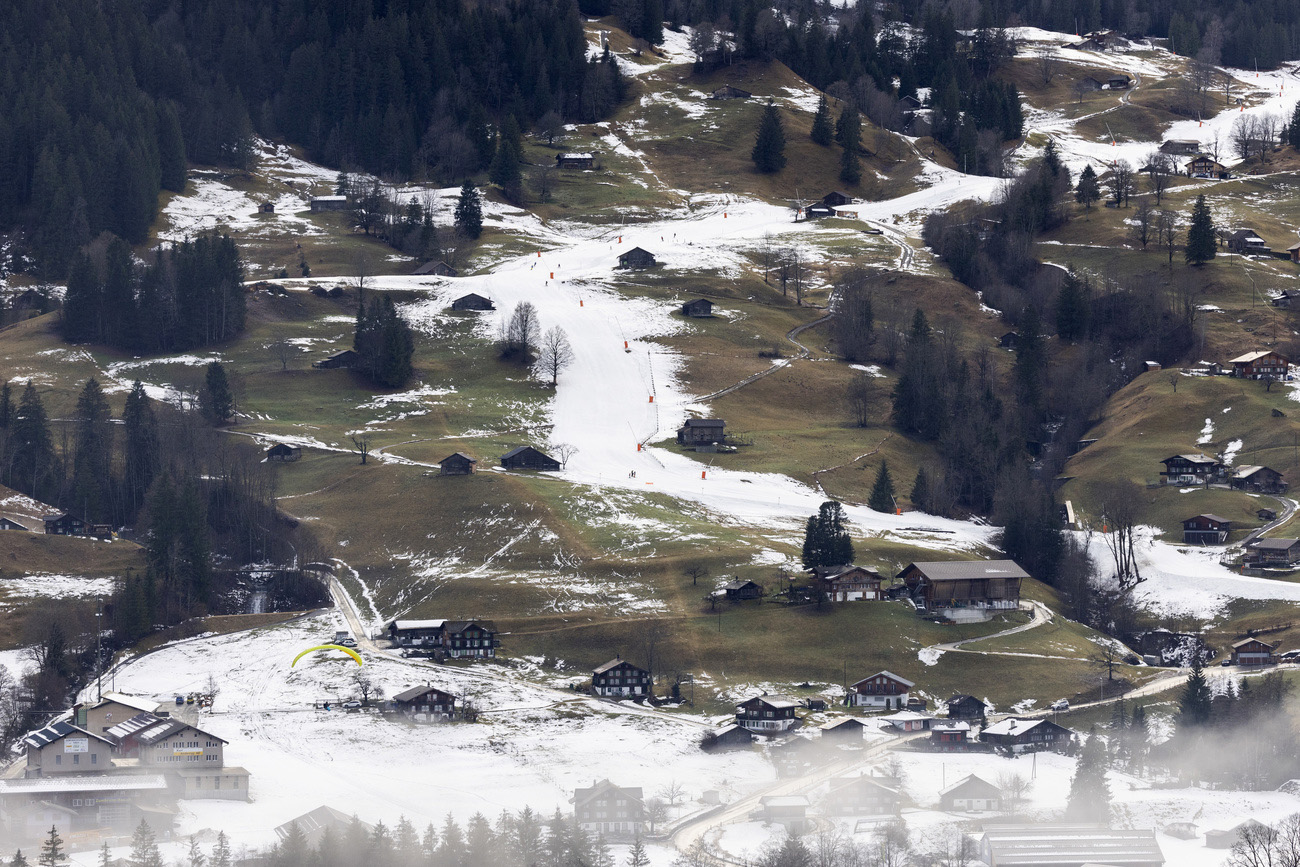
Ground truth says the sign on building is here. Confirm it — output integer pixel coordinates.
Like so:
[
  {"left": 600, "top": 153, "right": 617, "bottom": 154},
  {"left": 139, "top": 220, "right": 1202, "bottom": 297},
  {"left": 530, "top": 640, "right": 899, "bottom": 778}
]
[{"left": 64, "top": 738, "right": 89, "bottom": 753}]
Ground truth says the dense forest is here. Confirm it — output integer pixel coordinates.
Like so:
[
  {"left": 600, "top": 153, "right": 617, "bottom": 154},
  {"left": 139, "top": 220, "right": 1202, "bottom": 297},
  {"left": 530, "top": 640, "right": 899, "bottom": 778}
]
[{"left": 0, "top": 0, "right": 617, "bottom": 277}]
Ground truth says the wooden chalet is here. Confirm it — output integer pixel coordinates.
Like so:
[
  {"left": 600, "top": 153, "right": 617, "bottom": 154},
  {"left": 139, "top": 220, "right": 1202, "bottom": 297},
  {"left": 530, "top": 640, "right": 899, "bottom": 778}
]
[
  {"left": 848, "top": 671, "right": 914, "bottom": 710},
  {"left": 1181, "top": 514, "right": 1230, "bottom": 545},
  {"left": 1159, "top": 453, "right": 1220, "bottom": 484},
  {"left": 42, "top": 514, "right": 108, "bottom": 538},
  {"left": 879, "top": 710, "right": 933, "bottom": 732},
  {"left": 266, "top": 443, "right": 301, "bottom": 463},
  {"left": 1107, "top": 74, "right": 1132, "bottom": 89},
  {"left": 391, "top": 685, "right": 456, "bottom": 721},
  {"left": 929, "top": 721, "right": 971, "bottom": 752},
  {"left": 572, "top": 780, "right": 645, "bottom": 836},
  {"left": 1231, "top": 637, "right": 1277, "bottom": 665},
  {"left": 760, "top": 795, "right": 810, "bottom": 831},
  {"left": 812, "top": 564, "right": 883, "bottom": 601},
  {"left": 821, "top": 773, "right": 902, "bottom": 816},
  {"left": 309, "top": 195, "right": 350, "bottom": 212},
  {"left": 677, "top": 418, "right": 725, "bottom": 446},
  {"left": 1229, "top": 350, "right": 1290, "bottom": 379},
  {"left": 703, "top": 724, "right": 754, "bottom": 751},
  {"left": 719, "top": 579, "right": 763, "bottom": 600},
  {"left": 384, "top": 619, "right": 500, "bottom": 659},
  {"left": 822, "top": 191, "right": 856, "bottom": 208},
  {"left": 940, "top": 774, "right": 1001, "bottom": 811},
  {"left": 257, "top": 202, "right": 275, "bottom": 214},
  {"left": 1290, "top": 241, "right": 1300, "bottom": 264},
  {"left": 1186, "top": 154, "right": 1229, "bottom": 178},
  {"left": 591, "top": 657, "right": 652, "bottom": 698},
  {"left": 710, "top": 84, "right": 752, "bottom": 99},
  {"left": 1259, "top": 508, "right": 1278, "bottom": 521},
  {"left": 0, "top": 514, "right": 41, "bottom": 532},
  {"left": 1231, "top": 465, "right": 1287, "bottom": 493},
  {"left": 998, "top": 331, "right": 1019, "bottom": 349},
  {"left": 735, "top": 694, "right": 800, "bottom": 733},
  {"left": 450, "top": 293, "right": 495, "bottom": 311},
  {"left": 980, "top": 717, "right": 1073, "bottom": 753},
  {"left": 979, "top": 826, "right": 1164, "bottom": 867},
  {"left": 946, "top": 694, "right": 988, "bottom": 720},
  {"left": 439, "top": 453, "right": 478, "bottom": 476},
  {"left": 770, "top": 737, "right": 822, "bottom": 778},
  {"left": 819, "top": 717, "right": 866, "bottom": 746},
  {"left": 312, "top": 349, "right": 359, "bottom": 369},
  {"left": 1224, "top": 228, "right": 1271, "bottom": 255},
  {"left": 1273, "top": 289, "right": 1300, "bottom": 307},
  {"left": 898, "top": 94, "right": 923, "bottom": 111},
  {"left": 1077, "top": 75, "right": 1104, "bottom": 91},
  {"left": 1160, "top": 139, "right": 1201, "bottom": 155},
  {"left": 680, "top": 298, "right": 714, "bottom": 318},
  {"left": 413, "top": 260, "right": 458, "bottom": 277},
  {"left": 900, "top": 560, "right": 1025, "bottom": 620},
  {"left": 616, "top": 247, "right": 656, "bottom": 269},
  {"left": 556, "top": 152, "right": 595, "bottom": 169},
  {"left": 501, "top": 446, "right": 561, "bottom": 471},
  {"left": 1244, "top": 537, "right": 1300, "bottom": 566}
]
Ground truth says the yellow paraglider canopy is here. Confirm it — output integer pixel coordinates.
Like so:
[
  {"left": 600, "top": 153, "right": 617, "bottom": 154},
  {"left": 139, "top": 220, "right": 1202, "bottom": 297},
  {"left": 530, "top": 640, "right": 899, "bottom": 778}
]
[{"left": 292, "top": 644, "right": 363, "bottom": 667}]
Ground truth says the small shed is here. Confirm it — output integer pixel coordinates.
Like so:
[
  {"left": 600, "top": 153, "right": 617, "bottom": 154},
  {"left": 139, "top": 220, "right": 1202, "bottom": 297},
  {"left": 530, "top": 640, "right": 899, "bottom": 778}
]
[
  {"left": 822, "top": 191, "right": 856, "bottom": 208},
  {"left": 677, "top": 418, "right": 725, "bottom": 446},
  {"left": 898, "top": 95, "right": 923, "bottom": 111},
  {"left": 312, "top": 349, "right": 359, "bottom": 369},
  {"left": 1107, "top": 74, "right": 1132, "bottom": 89},
  {"left": 0, "top": 515, "right": 40, "bottom": 532},
  {"left": 617, "top": 247, "right": 657, "bottom": 269},
  {"left": 1225, "top": 229, "right": 1270, "bottom": 255},
  {"left": 720, "top": 579, "right": 763, "bottom": 601},
  {"left": 1232, "top": 465, "right": 1287, "bottom": 493},
  {"left": 929, "top": 720, "right": 971, "bottom": 751},
  {"left": 414, "top": 261, "right": 458, "bottom": 277},
  {"left": 1258, "top": 508, "right": 1278, "bottom": 521},
  {"left": 450, "top": 293, "right": 495, "bottom": 311},
  {"left": 1078, "top": 76, "right": 1104, "bottom": 91},
  {"left": 819, "top": 717, "right": 866, "bottom": 746},
  {"left": 681, "top": 298, "right": 714, "bottom": 318},
  {"left": 1289, "top": 241, "right": 1300, "bottom": 264},
  {"left": 258, "top": 202, "right": 275, "bottom": 214},
  {"left": 439, "top": 453, "right": 478, "bottom": 476},
  {"left": 266, "top": 443, "right": 302, "bottom": 463},
  {"left": 310, "top": 195, "right": 350, "bottom": 212},
  {"left": 703, "top": 724, "right": 754, "bottom": 751},
  {"left": 711, "top": 85, "right": 752, "bottom": 100},
  {"left": 1160, "top": 139, "right": 1201, "bottom": 155},
  {"left": 501, "top": 446, "right": 561, "bottom": 471},
  {"left": 998, "top": 332, "right": 1018, "bottom": 349},
  {"left": 556, "top": 153, "right": 595, "bottom": 169}
]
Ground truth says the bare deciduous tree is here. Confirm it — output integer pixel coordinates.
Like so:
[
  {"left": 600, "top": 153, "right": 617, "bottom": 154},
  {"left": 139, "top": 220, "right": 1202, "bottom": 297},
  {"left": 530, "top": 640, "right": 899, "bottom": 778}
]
[
  {"left": 268, "top": 331, "right": 293, "bottom": 371},
  {"left": 499, "top": 301, "right": 540, "bottom": 361},
  {"left": 1131, "top": 199, "right": 1155, "bottom": 250},
  {"left": 1089, "top": 639, "right": 1125, "bottom": 681},
  {"left": 1157, "top": 209, "right": 1181, "bottom": 265},
  {"left": 996, "top": 771, "right": 1033, "bottom": 808},
  {"left": 1145, "top": 151, "right": 1174, "bottom": 204},
  {"left": 550, "top": 442, "right": 578, "bottom": 469},
  {"left": 684, "top": 563, "right": 709, "bottom": 586},
  {"left": 350, "top": 433, "right": 373, "bottom": 465},
  {"left": 1100, "top": 480, "right": 1145, "bottom": 592},
  {"left": 535, "top": 325, "right": 575, "bottom": 385},
  {"left": 1036, "top": 44, "right": 1060, "bottom": 86}
]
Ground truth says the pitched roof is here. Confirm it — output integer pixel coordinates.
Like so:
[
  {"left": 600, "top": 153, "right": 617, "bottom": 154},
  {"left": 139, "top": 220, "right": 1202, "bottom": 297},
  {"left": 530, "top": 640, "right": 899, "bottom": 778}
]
[
  {"left": 619, "top": 246, "right": 653, "bottom": 257},
  {"left": 1229, "top": 351, "right": 1283, "bottom": 364},
  {"left": 940, "top": 773, "right": 1000, "bottom": 798},
  {"left": 1162, "top": 453, "right": 1217, "bottom": 464},
  {"left": 502, "top": 445, "right": 555, "bottom": 460},
  {"left": 392, "top": 685, "right": 454, "bottom": 703},
  {"left": 593, "top": 657, "right": 645, "bottom": 675},
  {"left": 880, "top": 710, "right": 933, "bottom": 724},
  {"left": 135, "top": 718, "right": 227, "bottom": 746},
  {"left": 930, "top": 721, "right": 971, "bottom": 733},
  {"left": 1249, "top": 537, "right": 1299, "bottom": 550},
  {"left": 22, "top": 720, "right": 111, "bottom": 750},
  {"left": 439, "top": 452, "right": 477, "bottom": 463},
  {"left": 741, "top": 694, "right": 800, "bottom": 710},
  {"left": 105, "top": 712, "right": 166, "bottom": 741},
  {"left": 722, "top": 579, "right": 761, "bottom": 590},
  {"left": 979, "top": 824, "right": 1163, "bottom": 867},
  {"left": 275, "top": 805, "right": 370, "bottom": 841},
  {"left": 1233, "top": 465, "right": 1277, "bottom": 479},
  {"left": 1232, "top": 637, "right": 1277, "bottom": 649},
  {"left": 820, "top": 716, "right": 866, "bottom": 731},
  {"left": 682, "top": 418, "right": 724, "bottom": 428},
  {"left": 982, "top": 717, "right": 1068, "bottom": 737},
  {"left": 388, "top": 619, "right": 447, "bottom": 631},
  {"left": 851, "top": 670, "right": 916, "bottom": 689},
  {"left": 573, "top": 780, "right": 644, "bottom": 807},
  {"left": 0, "top": 774, "right": 169, "bottom": 795},
  {"left": 1185, "top": 514, "right": 1230, "bottom": 523},
  {"left": 904, "top": 560, "right": 1028, "bottom": 582}
]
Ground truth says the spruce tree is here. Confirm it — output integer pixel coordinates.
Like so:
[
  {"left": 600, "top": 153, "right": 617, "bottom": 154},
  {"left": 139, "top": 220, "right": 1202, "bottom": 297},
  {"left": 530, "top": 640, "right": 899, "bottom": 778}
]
[
  {"left": 868, "top": 461, "right": 896, "bottom": 512},
  {"left": 12, "top": 852, "right": 28, "bottom": 867},
  {"left": 200, "top": 362, "right": 235, "bottom": 425},
  {"left": 186, "top": 837, "right": 206, "bottom": 867},
  {"left": 751, "top": 101, "right": 787, "bottom": 173},
  {"left": 1055, "top": 271, "right": 1090, "bottom": 341},
  {"left": 1179, "top": 653, "right": 1213, "bottom": 730},
  {"left": 98, "top": 842, "right": 111, "bottom": 867},
  {"left": 840, "top": 143, "right": 862, "bottom": 186},
  {"left": 810, "top": 94, "right": 833, "bottom": 146},
  {"left": 802, "top": 500, "right": 855, "bottom": 568},
  {"left": 122, "top": 381, "right": 159, "bottom": 517},
  {"left": 210, "top": 831, "right": 232, "bottom": 867},
  {"left": 1290, "top": 102, "right": 1300, "bottom": 149},
  {"left": 626, "top": 838, "right": 650, "bottom": 867},
  {"left": 62, "top": 254, "right": 100, "bottom": 343},
  {"left": 128, "top": 821, "right": 162, "bottom": 867},
  {"left": 1075, "top": 164, "right": 1099, "bottom": 210},
  {"left": 911, "top": 466, "right": 931, "bottom": 512},
  {"left": 11, "top": 382, "right": 56, "bottom": 500},
  {"left": 38, "top": 826, "right": 66, "bottom": 867},
  {"left": 72, "top": 378, "right": 113, "bottom": 523},
  {"left": 454, "top": 181, "right": 483, "bottom": 240},
  {"left": 1065, "top": 734, "right": 1111, "bottom": 823},
  {"left": 1185, "top": 194, "right": 1216, "bottom": 265},
  {"left": 489, "top": 117, "right": 523, "bottom": 201}
]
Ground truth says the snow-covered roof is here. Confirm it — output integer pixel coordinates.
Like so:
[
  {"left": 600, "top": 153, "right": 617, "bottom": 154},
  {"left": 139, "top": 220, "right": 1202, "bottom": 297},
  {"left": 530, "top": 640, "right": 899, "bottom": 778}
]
[
  {"left": 311, "top": 195, "right": 347, "bottom": 202},
  {"left": 939, "top": 773, "right": 999, "bottom": 797},
  {"left": 1230, "top": 351, "right": 1281, "bottom": 364},
  {"left": 982, "top": 718, "right": 1050, "bottom": 736},
  {"left": 760, "top": 795, "right": 809, "bottom": 808},
  {"left": 820, "top": 716, "right": 865, "bottom": 731},
  {"left": 931, "top": 721, "right": 970, "bottom": 732},
  {"left": 559, "top": 152, "right": 594, "bottom": 159},
  {"left": 979, "top": 825, "right": 1163, "bottom": 866},
  {"left": 0, "top": 774, "right": 168, "bottom": 794},
  {"left": 880, "top": 710, "right": 933, "bottom": 723},
  {"left": 741, "top": 694, "right": 799, "bottom": 710},
  {"left": 851, "top": 670, "right": 916, "bottom": 688},
  {"left": 388, "top": 619, "right": 447, "bottom": 631},
  {"left": 22, "top": 720, "right": 110, "bottom": 749}
]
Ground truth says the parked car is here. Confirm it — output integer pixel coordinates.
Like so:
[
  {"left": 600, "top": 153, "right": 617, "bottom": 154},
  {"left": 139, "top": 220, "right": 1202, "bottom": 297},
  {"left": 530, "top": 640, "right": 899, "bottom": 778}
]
[
  {"left": 342, "top": 700, "right": 362, "bottom": 709},
  {"left": 1051, "top": 699, "right": 1069, "bottom": 712},
  {"left": 339, "top": 638, "right": 358, "bottom": 648}
]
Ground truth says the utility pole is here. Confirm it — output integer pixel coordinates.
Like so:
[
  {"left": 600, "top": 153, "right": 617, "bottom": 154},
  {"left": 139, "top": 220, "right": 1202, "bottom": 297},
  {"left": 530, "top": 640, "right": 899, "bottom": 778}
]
[{"left": 95, "top": 600, "right": 103, "bottom": 702}]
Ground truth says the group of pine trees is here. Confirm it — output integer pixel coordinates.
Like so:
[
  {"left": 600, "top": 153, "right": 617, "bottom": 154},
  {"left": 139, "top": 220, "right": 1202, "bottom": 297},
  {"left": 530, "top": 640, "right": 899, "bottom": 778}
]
[
  {"left": 801, "top": 500, "right": 855, "bottom": 569},
  {"left": 63, "top": 234, "right": 246, "bottom": 353},
  {"left": 354, "top": 295, "right": 416, "bottom": 389}
]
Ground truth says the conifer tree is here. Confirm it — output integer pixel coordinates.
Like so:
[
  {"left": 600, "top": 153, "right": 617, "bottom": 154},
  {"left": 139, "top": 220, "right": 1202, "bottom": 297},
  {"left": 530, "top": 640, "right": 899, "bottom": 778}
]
[
  {"left": 1065, "top": 734, "right": 1111, "bottom": 823},
  {"left": 38, "top": 826, "right": 66, "bottom": 867},
  {"left": 454, "top": 181, "right": 483, "bottom": 240},
  {"left": 801, "top": 500, "right": 854, "bottom": 568},
  {"left": 11, "top": 382, "right": 56, "bottom": 501},
  {"left": 626, "top": 838, "right": 650, "bottom": 867},
  {"left": 868, "top": 461, "right": 896, "bottom": 512},
  {"left": 200, "top": 362, "right": 235, "bottom": 425},
  {"left": 810, "top": 94, "right": 833, "bottom": 146},
  {"left": 489, "top": 117, "right": 523, "bottom": 202},
  {"left": 1075, "top": 164, "right": 1099, "bottom": 210},
  {"left": 11, "top": 852, "right": 28, "bottom": 867},
  {"left": 97, "top": 842, "right": 111, "bottom": 867},
  {"left": 1179, "top": 653, "right": 1213, "bottom": 730},
  {"left": 127, "top": 821, "right": 162, "bottom": 867},
  {"left": 186, "top": 837, "right": 205, "bottom": 867},
  {"left": 911, "top": 466, "right": 931, "bottom": 512},
  {"left": 1185, "top": 194, "right": 1216, "bottom": 265},
  {"left": 157, "top": 101, "right": 187, "bottom": 193},
  {"left": 122, "top": 381, "right": 159, "bottom": 517},
  {"left": 836, "top": 105, "right": 862, "bottom": 185},
  {"left": 1055, "top": 271, "right": 1090, "bottom": 341},
  {"left": 1290, "top": 102, "right": 1300, "bottom": 149},
  {"left": 62, "top": 254, "right": 100, "bottom": 343},
  {"left": 72, "top": 378, "right": 114, "bottom": 523},
  {"left": 751, "top": 101, "right": 787, "bottom": 173}
]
